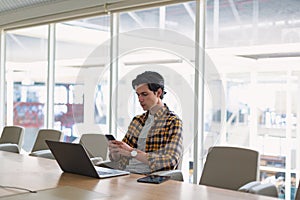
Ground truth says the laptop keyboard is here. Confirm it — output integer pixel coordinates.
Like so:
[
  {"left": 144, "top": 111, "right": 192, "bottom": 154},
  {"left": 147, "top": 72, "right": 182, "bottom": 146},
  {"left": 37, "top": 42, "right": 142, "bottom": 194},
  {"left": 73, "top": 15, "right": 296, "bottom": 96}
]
[
  {"left": 95, "top": 166, "right": 129, "bottom": 177},
  {"left": 97, "top": 171, "right": 112, "bottom": 175}
]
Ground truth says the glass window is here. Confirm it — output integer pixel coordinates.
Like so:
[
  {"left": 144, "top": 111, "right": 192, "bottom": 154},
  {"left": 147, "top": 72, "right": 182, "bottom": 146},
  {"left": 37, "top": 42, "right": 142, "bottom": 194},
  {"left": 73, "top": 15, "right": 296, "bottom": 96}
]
[
  {"left": 3, "top": 2, "right": 300, "bottom": 197},
  {"left": 5, "top": 25, "right": 48, "bottom": 152},
  {"left": 206, "top": 0, "right": 300, "bottom": 199},
  {"left": 55, "top": 15, "right": 110, "bottom": 141},
  {"left": 119, "top": 1, "right": 196, "bottom": 182}
]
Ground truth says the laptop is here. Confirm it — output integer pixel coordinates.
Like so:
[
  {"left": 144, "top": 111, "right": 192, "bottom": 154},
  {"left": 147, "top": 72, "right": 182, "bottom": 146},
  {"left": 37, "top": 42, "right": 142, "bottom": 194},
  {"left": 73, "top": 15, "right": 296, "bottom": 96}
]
[{"left": 46, "top": 140, "right": 130, "bottom": 179}]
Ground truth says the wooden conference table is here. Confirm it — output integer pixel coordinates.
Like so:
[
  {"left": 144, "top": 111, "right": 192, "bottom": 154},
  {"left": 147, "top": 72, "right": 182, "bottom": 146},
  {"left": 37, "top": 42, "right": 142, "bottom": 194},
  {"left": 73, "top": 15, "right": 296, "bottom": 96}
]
[{"left": 0, "top": 151, "right": 277, "bottom": 200}]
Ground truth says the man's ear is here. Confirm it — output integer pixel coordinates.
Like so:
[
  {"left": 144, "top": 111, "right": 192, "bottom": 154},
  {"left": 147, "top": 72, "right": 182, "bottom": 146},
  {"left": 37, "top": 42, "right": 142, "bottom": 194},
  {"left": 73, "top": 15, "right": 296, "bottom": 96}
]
[{"left": 156, "top": 88, "right": 162, "bottom": 98}]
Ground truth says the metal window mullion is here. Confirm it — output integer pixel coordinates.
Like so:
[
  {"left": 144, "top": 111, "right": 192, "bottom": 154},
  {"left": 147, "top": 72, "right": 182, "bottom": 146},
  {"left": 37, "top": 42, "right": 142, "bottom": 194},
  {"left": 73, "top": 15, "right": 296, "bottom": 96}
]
[
  {"left": 159, "top": 6, "right": 166, "bottom": 29},
  {"left": 285, "top": 70, "right": 292, "bottom": 200},
  {"left": 296, "top": 75, "right": 300, "bottom": 188},
  {"left": 46, "top": 23, "right": 56, "bottom": 128},
  {"left": 0, "top": 30, "right": 5, "bottom": 128},
  {"left": 193, "top": 0, "right": 206, "bottom": 184},
  {"left": 109, "top": 13, "right": 119, "bottom": 136}
]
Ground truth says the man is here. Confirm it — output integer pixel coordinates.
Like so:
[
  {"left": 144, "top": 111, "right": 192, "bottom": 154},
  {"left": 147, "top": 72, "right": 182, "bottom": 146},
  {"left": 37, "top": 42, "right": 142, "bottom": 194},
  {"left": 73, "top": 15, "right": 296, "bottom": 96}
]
[{"left": 108, "top": 71, "right": 183, "bottom": 174}]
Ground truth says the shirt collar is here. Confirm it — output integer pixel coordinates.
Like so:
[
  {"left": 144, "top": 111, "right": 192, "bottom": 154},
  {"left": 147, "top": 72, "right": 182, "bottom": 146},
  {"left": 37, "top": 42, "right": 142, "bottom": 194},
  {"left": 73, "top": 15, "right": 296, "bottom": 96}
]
[{"left": 144, "top": 103, "right": 169, "bottom": 121}]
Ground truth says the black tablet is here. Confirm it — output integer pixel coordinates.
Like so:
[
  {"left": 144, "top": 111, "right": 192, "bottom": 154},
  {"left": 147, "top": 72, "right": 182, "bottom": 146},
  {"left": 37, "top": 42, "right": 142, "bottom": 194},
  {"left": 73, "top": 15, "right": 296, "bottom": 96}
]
[{"left": 137, "top": 175, "right": 170, "bottom": 184}]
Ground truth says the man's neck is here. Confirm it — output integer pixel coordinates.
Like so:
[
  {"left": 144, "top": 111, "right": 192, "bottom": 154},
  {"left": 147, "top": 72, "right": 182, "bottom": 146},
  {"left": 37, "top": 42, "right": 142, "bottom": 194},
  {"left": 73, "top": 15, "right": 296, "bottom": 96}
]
[{"left": 149, "top": 102, "right": 164, "bottom": 115}]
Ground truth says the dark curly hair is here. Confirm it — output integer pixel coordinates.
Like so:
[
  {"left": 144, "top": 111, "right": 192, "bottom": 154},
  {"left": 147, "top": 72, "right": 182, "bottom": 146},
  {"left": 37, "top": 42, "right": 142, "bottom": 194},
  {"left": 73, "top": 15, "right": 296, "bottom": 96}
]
[{"left": 132, "top": 71, "right": 166, "bottom": 99}]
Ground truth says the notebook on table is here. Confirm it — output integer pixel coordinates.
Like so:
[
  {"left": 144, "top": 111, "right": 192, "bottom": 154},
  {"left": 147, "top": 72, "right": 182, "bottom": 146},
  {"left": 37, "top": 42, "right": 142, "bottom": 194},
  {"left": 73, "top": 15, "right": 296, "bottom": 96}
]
[{"left": 46, "top": 140, "right": 129, "bottom": 179}]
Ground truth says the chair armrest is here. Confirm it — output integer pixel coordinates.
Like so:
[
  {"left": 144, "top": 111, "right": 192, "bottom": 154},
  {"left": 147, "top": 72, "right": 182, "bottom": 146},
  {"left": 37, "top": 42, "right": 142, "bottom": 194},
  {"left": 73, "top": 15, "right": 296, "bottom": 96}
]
[
  {"left": 151, "top": 170, "right": 184, "bottom": 182},
  {"left": 29, "top": 149, "right": 55, "bottom": 159},
  {"left": 0, "top": 143, "right": 20, "bottom": 153},
  {"left": 249, "top": 183, "right": 278, "bottom": 197},
  {"left": 238, "top": 181, "right": 278, "bottom": 198},
  {"left": 238, "top": 181, "right": 261, "bottom": 192}
]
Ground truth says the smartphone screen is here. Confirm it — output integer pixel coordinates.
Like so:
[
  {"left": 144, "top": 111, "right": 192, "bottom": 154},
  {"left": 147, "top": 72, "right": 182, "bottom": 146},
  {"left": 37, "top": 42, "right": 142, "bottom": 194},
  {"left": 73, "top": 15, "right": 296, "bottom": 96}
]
[
  {"left": 105, "top": 134, "right": 116, "bottom": 141},
  {"left": 137, "top": 175, "right": 170, "bottom": 184}
]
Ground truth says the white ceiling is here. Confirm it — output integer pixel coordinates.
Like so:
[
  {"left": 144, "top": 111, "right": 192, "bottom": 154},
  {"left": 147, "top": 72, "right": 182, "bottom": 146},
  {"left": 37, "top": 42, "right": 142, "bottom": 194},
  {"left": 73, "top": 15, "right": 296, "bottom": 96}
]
[
  {"left": 0, "top": 0, "right": 178, "bottom": 29},
  {"left": 0, "top": 0, "right": 127, "bottom": 28},
  {"left": 0, "top": 0, "right": 64, "bottom": 13}
]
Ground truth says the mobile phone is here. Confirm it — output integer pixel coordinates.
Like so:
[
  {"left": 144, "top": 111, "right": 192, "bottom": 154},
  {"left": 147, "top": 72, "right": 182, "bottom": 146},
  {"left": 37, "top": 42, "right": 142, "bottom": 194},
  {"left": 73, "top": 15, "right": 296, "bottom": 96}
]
[
  {"left": 137, "top": 175, "right": 170, "bottom": 184},
  {"left": 105, "top": 134, "right": 116, "bottom": 141}
]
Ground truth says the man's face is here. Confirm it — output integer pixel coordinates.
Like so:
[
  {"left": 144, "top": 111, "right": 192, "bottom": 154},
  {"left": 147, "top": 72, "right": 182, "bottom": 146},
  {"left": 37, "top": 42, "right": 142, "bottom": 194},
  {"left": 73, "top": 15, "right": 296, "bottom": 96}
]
[{"left": 135, "top": 83, "right": 161, "bottom": 111}]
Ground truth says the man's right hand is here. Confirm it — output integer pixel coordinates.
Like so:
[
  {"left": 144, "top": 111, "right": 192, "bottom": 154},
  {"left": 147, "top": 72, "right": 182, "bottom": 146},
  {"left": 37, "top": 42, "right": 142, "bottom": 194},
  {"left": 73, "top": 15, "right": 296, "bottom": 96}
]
[{"left": 108, "top": 140, "right": 122, "bottom": 161}]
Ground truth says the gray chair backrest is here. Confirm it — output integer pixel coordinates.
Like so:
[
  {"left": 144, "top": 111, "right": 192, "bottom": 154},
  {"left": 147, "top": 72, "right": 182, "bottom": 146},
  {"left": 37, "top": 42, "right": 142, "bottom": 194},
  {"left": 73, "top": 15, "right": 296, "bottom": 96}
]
[
  {"left": 0, "top": 126, "right": 24, "bottom": 150},
  {"left": 31, "top": 129, "right": 62, "bottom": 153},
  {"left": 199, "top": 146, "right": 259, "bottom": 190},
  {"left": 79, "top": 133, "right": 108, "bottom": 159}
]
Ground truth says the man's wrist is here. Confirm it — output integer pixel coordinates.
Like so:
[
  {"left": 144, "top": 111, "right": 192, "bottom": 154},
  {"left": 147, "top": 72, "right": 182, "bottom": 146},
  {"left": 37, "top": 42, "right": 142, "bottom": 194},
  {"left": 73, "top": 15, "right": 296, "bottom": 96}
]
[
  {"left": 130, "top": 148, "right": 138, "bottom": 158},
  {"left": 110, "top": 152, "right": 120, "bottom": 161}
]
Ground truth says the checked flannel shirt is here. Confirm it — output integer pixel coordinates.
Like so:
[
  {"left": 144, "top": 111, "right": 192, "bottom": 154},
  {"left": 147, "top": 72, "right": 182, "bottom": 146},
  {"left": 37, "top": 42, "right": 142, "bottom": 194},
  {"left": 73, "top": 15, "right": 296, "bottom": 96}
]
[{"left": 115, "top": 104, "right": 183, "bottom": 173}]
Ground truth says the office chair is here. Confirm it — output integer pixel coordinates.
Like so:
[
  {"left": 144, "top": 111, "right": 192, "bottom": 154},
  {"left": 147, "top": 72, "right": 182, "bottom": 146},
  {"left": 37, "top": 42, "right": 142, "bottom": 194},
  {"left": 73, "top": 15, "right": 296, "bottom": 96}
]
[
  {"left": 0, "top": 125, "right": 24, "bottom": 153},
  {"left": 79, "top": 133, "right": 108, "bottom": 164},
  {"left": 199, "top": 146, "right": 259, "bottom": 190},
  {"left": 29, "top": 129, "right": 62, "bottom": 159}
]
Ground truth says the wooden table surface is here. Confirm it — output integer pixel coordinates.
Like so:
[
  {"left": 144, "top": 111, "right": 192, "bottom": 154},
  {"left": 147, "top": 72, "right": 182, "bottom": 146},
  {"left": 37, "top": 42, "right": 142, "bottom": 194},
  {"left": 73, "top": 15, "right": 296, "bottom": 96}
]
[{"left": 0, "top": 151, "right": 277, "bottom": 200}]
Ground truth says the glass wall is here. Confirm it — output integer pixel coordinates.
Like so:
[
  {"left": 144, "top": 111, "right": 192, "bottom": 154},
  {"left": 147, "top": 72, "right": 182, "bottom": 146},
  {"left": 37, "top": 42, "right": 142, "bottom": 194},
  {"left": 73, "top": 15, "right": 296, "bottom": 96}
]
[
  {"left": 1, "top": 1, "right": 300, "bottom": 199},
  {"left": 205, "top": 0, "right": 300, "bottom": 199},
  {"left": 118, "top": 2, "right": 196, "bottom": 182},
  {"left": 4, "top": 16, "right": 111, "bottom": 150},
  {"left": 55, "top": 16, "right": 110, "bottom": 141},
  {"left": 5, "top": 26, "right": 48, "bottom": 152}
]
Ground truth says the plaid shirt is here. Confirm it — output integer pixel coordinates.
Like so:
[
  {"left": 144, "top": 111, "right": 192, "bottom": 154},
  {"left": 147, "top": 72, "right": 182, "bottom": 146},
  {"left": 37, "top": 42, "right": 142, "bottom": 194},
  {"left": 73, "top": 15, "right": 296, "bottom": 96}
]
[{"left": 116, "top": 104, "right": 183, "bottom": 173}]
